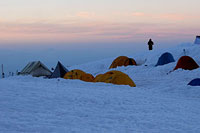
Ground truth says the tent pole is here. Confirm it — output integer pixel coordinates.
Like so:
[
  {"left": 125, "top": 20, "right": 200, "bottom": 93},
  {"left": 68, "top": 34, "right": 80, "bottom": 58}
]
[{"left": 1, "top": 64, "right": 4, "bottom": 78}]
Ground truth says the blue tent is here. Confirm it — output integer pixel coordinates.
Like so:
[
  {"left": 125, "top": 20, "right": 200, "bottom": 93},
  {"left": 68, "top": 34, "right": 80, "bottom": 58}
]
[
  {"left": 50, "top": 61, "right": 69, "bottom": 78},
  {"left": 188, "top": 78, "right": 200, "bottom": 86},
  {"left": 194, "top": 36, "right": 200, "bottom": 44},
  {"left": 156, "top": 52, "right": 175, "bottom": 66}
]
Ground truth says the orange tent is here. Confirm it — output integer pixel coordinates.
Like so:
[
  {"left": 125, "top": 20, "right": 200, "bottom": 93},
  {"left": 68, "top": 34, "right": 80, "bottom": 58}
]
[
  {"left": 64, "top": 69, "right": 94, "bottom": 82},
  {"left": 94, "top": 70, "right": 136, "bottom": 87},
  {"left": 174, "top": 56, "right": 199, "bottom": 70},
  {"left": 109, "top": 56, "right": 136, "bottom": 69}
]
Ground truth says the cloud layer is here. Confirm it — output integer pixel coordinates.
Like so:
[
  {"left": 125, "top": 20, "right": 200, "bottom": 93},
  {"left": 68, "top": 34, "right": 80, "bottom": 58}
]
[{"left": 0, "top": 19, "right": 199, "bottom": 45}]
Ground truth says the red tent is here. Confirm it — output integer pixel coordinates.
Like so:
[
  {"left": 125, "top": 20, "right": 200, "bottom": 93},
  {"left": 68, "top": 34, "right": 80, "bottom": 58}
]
[{"left": 174, "top": 56, "right": 199, "bottom": 70}]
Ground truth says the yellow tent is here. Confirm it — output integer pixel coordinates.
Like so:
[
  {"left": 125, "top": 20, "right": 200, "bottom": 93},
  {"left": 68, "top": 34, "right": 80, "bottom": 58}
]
[
  {"left": 109, "top": 56, "right": 137, "bottom": 69},
  {"left": 94, "top": 70, "right": 136, "bottom": 87},
  {"left": 64, "top": 69, "right": 94, "bottom": 82}
]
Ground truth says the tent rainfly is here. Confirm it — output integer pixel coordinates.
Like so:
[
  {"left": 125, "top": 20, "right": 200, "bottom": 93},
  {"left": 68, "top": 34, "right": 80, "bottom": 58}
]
[
  {"left": 50, "top": 61, "right": 69, "bottom": 78},
  {"left": 188, "top": 78, "right": 200, "bottom": 86},
  {"left": 174, "top": 56, "right": 199, "bottom": 70},
  {"left": 194, "top": 36, "right": 200, "bottom": 44},
  {"left": 109, "top": 56, "right": 137, "bottom": 69},
  {"left": 20, "top": 61, "right": 52, "bottom": 77},
  {"left": 155, "top": 52, "right": 175, "bottom": 66},
  {"left": 94, "top": 70, "right": 136, "bottom": 87},
  {"left": 64, "top": 69, "right": 94, "bottom": 82}
]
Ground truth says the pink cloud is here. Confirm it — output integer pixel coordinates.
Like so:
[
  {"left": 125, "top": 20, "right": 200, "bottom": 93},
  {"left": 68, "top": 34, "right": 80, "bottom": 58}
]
[
  {"left": 158, "top": 13, "right": 186, "bottom": 21},
  {"left": 0, "top": 21, "right": 199, "bottom": 44},
  {"left": 76, "top": 12, "right": 96, "bottom": 19},
  {"left": 131, "top": 12, "right": 146, "bottom": 17},
  {"left": 130, "top": 12, "right": 190, "bottom": 21}
]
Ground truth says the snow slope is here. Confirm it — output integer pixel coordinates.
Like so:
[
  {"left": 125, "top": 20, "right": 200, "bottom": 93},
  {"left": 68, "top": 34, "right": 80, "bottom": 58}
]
[{"left": 1, "top": 43, "right": 200, "bottom": 132}]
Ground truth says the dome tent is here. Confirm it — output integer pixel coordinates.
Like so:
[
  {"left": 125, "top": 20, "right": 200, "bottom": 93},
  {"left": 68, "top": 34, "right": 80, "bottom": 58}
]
[
  {"left": 194, "top": 36, "right": 200, "bottom": 44},
  {"left": 64, "top": 69, "right": 94, "bottom": 82},
  {"left": 188, "top": 78, "right": 200, "bottom": 86},
  {"left": 109, "top": 56, "right": 136, "bottom": 69},
  {"left": 50, "top": 61, "right": 69, "bottom": 78},
  {"left": 94, "top": 70, "right": 136, "bottom": 87},
  {"left": 174, "top": 56, "right": 199, "bottom": 70},
  {"left": 156, "top": 52, "right": 175, "bottom": 66}
]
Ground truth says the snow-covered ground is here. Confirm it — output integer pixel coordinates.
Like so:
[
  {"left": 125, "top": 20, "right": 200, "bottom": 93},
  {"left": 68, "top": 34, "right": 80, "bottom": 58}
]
[{"left": 1, "top": 43, "right": 200, "bottom": 132}]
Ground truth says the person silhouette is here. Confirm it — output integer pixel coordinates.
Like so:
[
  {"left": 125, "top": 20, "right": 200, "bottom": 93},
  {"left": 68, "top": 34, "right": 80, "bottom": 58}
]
[{"left": 148, "top": 39, "right": 154, "bottom": 50}]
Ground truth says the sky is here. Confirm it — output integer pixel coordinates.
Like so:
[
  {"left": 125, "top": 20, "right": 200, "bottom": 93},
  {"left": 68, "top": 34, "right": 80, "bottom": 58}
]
[{"left": 0, "top": 0, "right": 200, "bottom": 74}]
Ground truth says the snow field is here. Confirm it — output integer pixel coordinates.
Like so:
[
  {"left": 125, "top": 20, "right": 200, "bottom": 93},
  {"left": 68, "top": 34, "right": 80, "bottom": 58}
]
[{"left": 0, "top": 43, "right": 200, "bottom": 132}]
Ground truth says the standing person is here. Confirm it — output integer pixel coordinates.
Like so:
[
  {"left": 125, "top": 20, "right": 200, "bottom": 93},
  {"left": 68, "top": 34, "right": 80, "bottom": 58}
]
[{"left": 148, "top": 39, "right": 154, "bottom": 50}]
